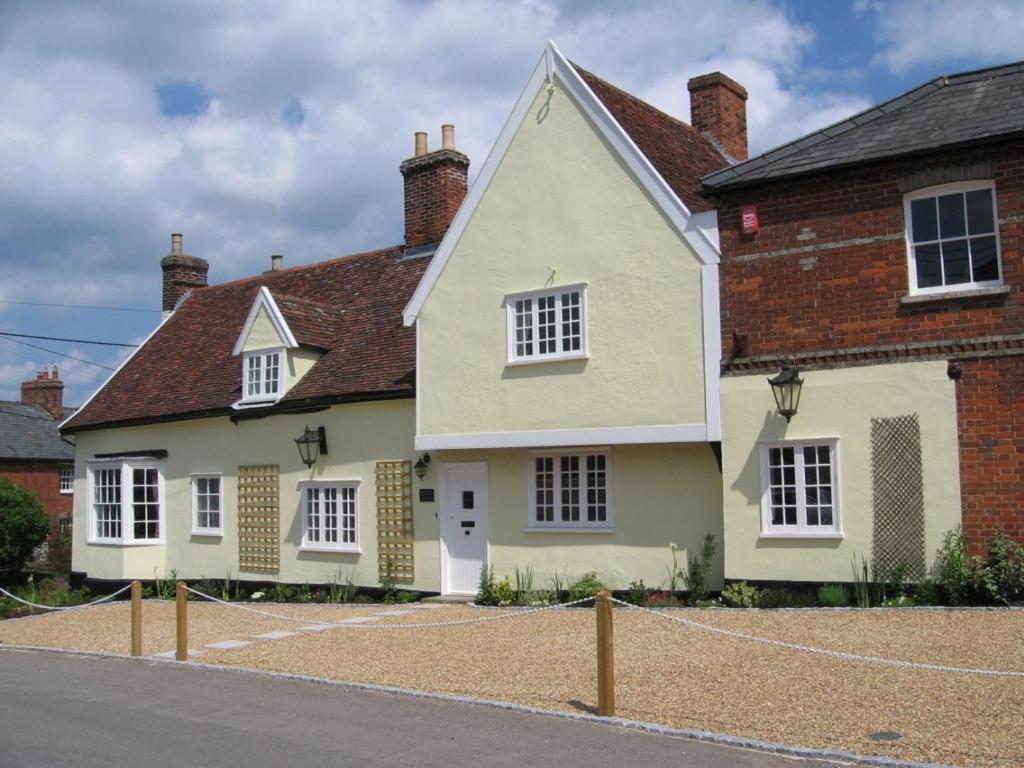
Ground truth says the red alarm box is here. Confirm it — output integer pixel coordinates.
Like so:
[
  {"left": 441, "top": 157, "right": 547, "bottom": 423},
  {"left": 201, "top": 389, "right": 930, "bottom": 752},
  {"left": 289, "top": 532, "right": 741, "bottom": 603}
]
[{"left": 741, "top": 204, "right": 760, "bottom": 234}]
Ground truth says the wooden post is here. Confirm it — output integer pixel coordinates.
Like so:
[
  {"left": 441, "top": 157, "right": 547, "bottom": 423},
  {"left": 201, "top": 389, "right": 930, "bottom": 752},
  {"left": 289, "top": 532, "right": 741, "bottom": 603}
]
[
  {"left": 595, "top": 590, "right": 615, "bottom": 717},
  {"left": 130, "top": 581, "right": 142, "bottom": 657},
  {"left": 175, "top": 581, "right": 188, "bottom": 662}
]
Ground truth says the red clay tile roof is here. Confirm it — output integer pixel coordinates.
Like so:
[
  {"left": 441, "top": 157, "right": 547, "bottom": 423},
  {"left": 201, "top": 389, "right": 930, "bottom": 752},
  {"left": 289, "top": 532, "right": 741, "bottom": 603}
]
[
  {"left": 63, "top": 246, "right": 425, "bottom": 432},
  {"left": 574, "top": 65, "right": 728, "bottom": 213}
]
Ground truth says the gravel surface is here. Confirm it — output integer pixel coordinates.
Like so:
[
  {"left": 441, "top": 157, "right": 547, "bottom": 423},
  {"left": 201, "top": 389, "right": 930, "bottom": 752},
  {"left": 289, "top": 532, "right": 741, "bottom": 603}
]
[{"left": 1, "top": 600, "right": 1021, "bottom": 767}]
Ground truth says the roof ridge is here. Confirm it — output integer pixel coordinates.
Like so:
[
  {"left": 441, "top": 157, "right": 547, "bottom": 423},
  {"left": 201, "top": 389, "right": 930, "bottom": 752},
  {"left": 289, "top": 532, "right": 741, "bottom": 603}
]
[{"left": 944, "top": 58, "right": 1024, "bottom": 84}]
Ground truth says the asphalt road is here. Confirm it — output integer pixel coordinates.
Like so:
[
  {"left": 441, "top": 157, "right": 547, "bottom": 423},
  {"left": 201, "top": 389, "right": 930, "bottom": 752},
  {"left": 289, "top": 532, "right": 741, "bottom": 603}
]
[{"left": 0, "top": 649, "right": 845, "bottom": 768}]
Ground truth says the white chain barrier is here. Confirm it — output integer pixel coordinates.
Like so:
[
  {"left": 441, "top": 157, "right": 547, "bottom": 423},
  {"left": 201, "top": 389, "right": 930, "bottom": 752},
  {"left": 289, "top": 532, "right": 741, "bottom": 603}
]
[
  {"left": 0, "top": 583, "right": 133, "bottom": 613},
  {"left": 184, "top": 585, "right": 596, "bottom": 629},
  {"left": 609, "top": 597, "right": 1024, "bottom": 678}
]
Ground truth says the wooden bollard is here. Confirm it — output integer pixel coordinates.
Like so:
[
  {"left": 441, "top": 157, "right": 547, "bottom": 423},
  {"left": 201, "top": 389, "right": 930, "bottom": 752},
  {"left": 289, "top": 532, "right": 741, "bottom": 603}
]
[
  {"left": 595, "top": 590, "right": 615, "bottom": 717},
  {"left": 130, "top": 581, "right": 142, "bottom": 657},
  {"left": 175, "top": 581, "right": 188, "bottom": 662}
]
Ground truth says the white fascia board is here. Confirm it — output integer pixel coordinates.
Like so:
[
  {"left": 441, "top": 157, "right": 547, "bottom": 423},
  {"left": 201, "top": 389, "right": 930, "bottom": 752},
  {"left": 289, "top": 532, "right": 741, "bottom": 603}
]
[
  {"left": 59, "top": 310, "right": 177, "bottom": 432},
  {"left": 415, "top": 423, "right": 708, "bottom": 451},
  {"left": 231, "top": 286, "right": 298, "bottom": 356},
  {"left": 690, "top": 210, "right": 720, "bottom": 251},
  {"left": 402, "top": 41, "right": 721, "bottom": 326},
  {"left": 701, "top": 263, "right": 722, "bottom": 442}
]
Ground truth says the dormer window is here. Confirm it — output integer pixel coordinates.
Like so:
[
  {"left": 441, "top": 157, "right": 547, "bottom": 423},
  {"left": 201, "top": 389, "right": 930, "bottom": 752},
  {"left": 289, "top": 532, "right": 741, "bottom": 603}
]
[{"left": 243, "top": 349, "right": 283, "bottom": 403}]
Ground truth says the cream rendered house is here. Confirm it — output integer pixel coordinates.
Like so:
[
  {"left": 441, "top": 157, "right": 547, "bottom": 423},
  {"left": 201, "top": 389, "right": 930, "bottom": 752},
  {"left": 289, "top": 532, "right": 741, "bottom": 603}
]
[{"left": 62, "top": 43, "right": 739, "bottom": 595}]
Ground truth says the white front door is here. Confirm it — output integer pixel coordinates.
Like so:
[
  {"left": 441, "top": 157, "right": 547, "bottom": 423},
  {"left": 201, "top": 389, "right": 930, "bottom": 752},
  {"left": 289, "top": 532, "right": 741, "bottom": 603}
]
[{"left": 440, "top": 463, "right": 488, "bottom": 595}]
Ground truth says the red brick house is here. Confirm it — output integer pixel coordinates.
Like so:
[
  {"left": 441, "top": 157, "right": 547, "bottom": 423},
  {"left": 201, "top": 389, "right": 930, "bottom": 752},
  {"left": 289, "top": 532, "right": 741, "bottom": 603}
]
[
  {"left": 703, "top": 61, "right": 1022, "bottom": 579},
  {"left": 0, "top": 367, "right": 76, "bottom": 535}
]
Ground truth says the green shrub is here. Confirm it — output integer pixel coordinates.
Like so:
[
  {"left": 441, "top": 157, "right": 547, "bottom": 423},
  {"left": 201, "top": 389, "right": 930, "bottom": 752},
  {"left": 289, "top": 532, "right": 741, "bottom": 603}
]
[
  {"left": 0, "top": 478, "right": 50, "bottom": 579},
  {"left": 817, "top": 583, "right": 849, "bottom": 608},
  {"left": 756, "top": 587, "right": 816, "bottom": 609},
  {"left": 493, "top": 577, "right": 515, "bottom": 606},
  {"left": 935, "top": 527, "right": 974, "bottom": 605},
  {"left": 683, "top": 534, "right": 718, "bottom": 603},
  {"left": 46, "top": 526, "right": 72, "bottom": 574},
  {"left": 380, "top": 558, "right": 398, "bottom": 604},
  {"left": 975, "top": 530, "right": 1024, "bottom": 605},
  {"left": 626, "top": 579, "right": 649, "bottom": 606},
  {"left": 913, "top": 578, "right": 940, "bottom": 606},
  {"left": 396, "top": 591, "right": 419, "bottom": 604},
  {"left": 568, "top": 572, "right": 607, "bottom": 601},
  {"left": 475, "top": 565, "right": 497, "bottom": 605},
  {"left": 721, "top": 581, "right": 759, "bottom": 608}
]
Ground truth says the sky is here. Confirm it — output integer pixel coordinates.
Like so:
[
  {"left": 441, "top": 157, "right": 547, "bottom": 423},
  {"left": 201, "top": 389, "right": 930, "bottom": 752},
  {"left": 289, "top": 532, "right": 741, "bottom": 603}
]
[{"left": 1, "top": 0, "right": 1023, "bottom": 407}]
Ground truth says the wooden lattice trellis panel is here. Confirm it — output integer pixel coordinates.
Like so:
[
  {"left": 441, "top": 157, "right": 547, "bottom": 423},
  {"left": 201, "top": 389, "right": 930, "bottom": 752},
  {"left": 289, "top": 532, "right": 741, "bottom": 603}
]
[
  {"left": 871, "top": 415, "right": 926, "bottom": 580},
  {"left": 238, "top": 465, "right": 280, "bottom": 574},
  {"left": 376, "top": 460, "right": 414, "bottom": 584}
]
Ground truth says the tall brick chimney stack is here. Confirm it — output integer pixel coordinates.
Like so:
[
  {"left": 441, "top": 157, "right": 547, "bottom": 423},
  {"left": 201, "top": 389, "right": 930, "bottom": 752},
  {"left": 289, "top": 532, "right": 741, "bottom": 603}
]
[
  {"left": 687, "top": 72, "right": 748, "bottom": 162},
  {"left": 21, "top": 365, "right": 64, "bottom": 420},
  {"left": 399, "top": 124, "right": 470, "bottom": 250},
  {"left": 160, "top": 233, "right": 209, "bottom": 316}
]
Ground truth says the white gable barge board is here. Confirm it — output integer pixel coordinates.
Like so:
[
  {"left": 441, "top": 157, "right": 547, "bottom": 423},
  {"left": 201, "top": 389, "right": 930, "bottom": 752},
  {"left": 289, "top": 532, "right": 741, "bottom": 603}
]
[
  {"left": 402, "top": 40, "right": 721, "bottom": 327},
  {"left": 232, "top": 286, "right": 299, "bottom": 356},
  {"left": 416, "top": 424, "right": 708, "bottom": 451}
]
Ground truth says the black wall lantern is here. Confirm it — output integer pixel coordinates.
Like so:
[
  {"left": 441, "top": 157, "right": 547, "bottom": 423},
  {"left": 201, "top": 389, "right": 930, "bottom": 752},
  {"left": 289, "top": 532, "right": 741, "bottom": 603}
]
[
  {"left": 768, "top": 366, "right": 803, "bottom": 422},
  {"left": 295, "top": 426, "right": 328, "bottom": 467},
  {"left": 414, "top": 452, "right": 431, "bottom": 480}
]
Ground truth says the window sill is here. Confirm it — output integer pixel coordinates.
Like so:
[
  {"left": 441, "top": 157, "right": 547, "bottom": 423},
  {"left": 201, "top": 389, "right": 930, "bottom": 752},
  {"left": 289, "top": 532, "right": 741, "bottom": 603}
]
[
  {"left": 87, "top": 540, "right": 166, "bottom": 547},
  {"left": 232, "top": 397, "right": 283, "bottom": 410},
  {"left": 524, "top": 527, "right": 615, "bottom": 534},
  {"left": 191, "top": 530, "right": 223, "bottom": 538},
  {"left": 901, "top": 285, "right": 1009, "bottom": 306},
  {"left": 505, "top": 353, "right": 589, "bottom": 368},
  {"left": 758, "top": 531, "right": 844, "bottom": 540},
  {"left": 299, "top": 545, "right": 362, "bottom": 554},
  {"left": 59, "top": 490, "right": 73, "bottom": 495}
]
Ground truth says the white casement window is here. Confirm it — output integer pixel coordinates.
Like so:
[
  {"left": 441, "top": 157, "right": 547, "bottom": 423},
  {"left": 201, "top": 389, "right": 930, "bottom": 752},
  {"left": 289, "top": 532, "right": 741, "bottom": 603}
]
[
  {"left": 191, "top": 474, "right": 223, "bottom": 536},
  {"left": 88, "top": 461, "right": 165, "bottom": 545},
  {"left": 506, "top": 285, "right": 587, "bottom": 363},
  {"left": 58, "top": 465, "right": 73, "bottom": 494},
  {"left": 529, "top": 450, "right": 611, "bottom": 530},
  {"left": 300, "top": 481, "right": 360, "bottom": 552},
  {"left": 905, "top": 182, "right": 1002, "bottom": 294},
  {"left": 759, "top": 440, "right": 841, "bottom": 537},
  {"left": 242, "top": 349, "right": 283, "bottom": 403}
]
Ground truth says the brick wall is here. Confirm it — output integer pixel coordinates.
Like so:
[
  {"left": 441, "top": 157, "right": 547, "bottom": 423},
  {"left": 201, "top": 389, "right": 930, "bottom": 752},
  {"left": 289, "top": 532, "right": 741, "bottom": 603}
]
[
  {"left": 957, "top": 356, "right": 1024, "bottom": 555},
  {"left": 716, "top": 142, "right": 1022, "bottom": 363},
  {"left": 0, "top": 460, "right": 73, "bottom": 530},
  {"left": 400, "top": 149, "right": 469, "bottom": 249}
]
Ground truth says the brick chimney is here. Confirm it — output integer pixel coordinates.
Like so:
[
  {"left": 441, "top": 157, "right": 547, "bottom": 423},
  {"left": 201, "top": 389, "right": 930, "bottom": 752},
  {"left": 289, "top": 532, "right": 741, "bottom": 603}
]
[
  {"left": 160, "top": 233, "right": 209, "bottom": 316},
  {"left": 21, "top": 366, "right": 64, "bottom": 420},
  {"left": 687, "top": 72, "right": 748, "bottom": 162},
  {"left": 399, "top": 124, "right": 469, "bottom": 250}
]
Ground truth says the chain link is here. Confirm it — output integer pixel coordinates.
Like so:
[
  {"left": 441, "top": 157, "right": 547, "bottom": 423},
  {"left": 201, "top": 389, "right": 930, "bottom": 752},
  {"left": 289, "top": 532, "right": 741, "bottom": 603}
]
[
  {"left": 609, "top": 597, "right": 1024, "bottom": 678},
  {"left": 0, "top": 583, "right": 132, "bottom": 613}
]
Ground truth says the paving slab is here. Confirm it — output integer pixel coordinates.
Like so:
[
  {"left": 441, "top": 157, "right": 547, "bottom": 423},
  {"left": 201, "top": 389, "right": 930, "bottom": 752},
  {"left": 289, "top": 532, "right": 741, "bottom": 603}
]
[
  {"left": 253, "top": 631, "right": 299, "bottom": 640},
  {"left": 336, "top": 616, "right": 380, "bottom": 625},
  {"left": 150, "top": 649, "right": 204, "bottom": 659},
  {"left": 296, "top": 624, "right": 334, "bottom": 632},
  {"left": 206, "top": 640, "right": 253, "bottom": 650},
  {"left": 378, "top": 610, "right": 414, "bottom": 617}
]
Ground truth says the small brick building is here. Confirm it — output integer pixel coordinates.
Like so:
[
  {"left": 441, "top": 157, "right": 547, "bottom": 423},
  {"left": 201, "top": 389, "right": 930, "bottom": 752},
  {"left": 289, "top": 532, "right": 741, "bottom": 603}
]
[
  {"left": 0, "top": 367, "right": 76, "bottom": 535},
  {"left": 701, "top": 61, "right": 1022, "bottom": 572}
]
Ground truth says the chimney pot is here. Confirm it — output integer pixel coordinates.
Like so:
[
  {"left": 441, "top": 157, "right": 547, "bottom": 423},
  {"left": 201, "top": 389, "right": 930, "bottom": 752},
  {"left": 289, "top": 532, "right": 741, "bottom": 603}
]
[
  {"left": 687, "top": 72, "right": 749, "bottom": 162},
  {"left": 441, "top": 124, "right": 455, "bottom": 150},
  {"left": 414, "top": 131, "right": 428, "bottom": 157},
  {"left": 271, "top": 254, "right": 283, "bottom": 271},
  {"left": 171, "top": 233, "right": 183, "bottom": 256}
]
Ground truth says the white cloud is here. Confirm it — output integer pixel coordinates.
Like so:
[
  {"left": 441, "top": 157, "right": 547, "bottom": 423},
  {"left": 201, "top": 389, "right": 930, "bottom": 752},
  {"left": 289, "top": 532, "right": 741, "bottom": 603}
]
[{"left": 860, "top": 0, "right": 1024, "bottom": 72}]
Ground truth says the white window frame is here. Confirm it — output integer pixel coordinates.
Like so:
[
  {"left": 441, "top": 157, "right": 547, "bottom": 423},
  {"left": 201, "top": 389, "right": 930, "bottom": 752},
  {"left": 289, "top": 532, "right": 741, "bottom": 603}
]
[
  {"left": 527, "top": 448, "right": 613, "bottom": 531},
  {"left": 58, "top": 465, "right": 74, "bottom": 494},
  {"left": 191, "top": 473, "right": 223, "bottom": 536},
  {"left": 904, "top": 181, "right": 1003, "bottom": 296},
  {"left": 298, "top": 480, "right": 361, "bottom": 553},
  {"left": 505, "top": 283, "right": 588, "bottom": 365},
  {"left": 240, "top": 347, "right": 285, "bottom": 405},
  {"left": 86, "top": 460, "right": 166, "bottom": 546},
  {"left": 758, "top": 438, "right": 842, "bottom": 539}
]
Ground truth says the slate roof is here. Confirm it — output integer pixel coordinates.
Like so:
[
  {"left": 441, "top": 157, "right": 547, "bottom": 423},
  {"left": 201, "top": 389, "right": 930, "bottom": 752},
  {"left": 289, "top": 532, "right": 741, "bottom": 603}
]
[
  {"left": 63, "top": 247, "right": 426, "bottom": 432},
  {"left": 704, "top": 60, "right": 1024, "bottom": 192},
  {"left": 0, "top": 402, "right": 74, "bottom": 460},
  {"left": 574, "top": 66, "right": 728, "bottom": 213}
]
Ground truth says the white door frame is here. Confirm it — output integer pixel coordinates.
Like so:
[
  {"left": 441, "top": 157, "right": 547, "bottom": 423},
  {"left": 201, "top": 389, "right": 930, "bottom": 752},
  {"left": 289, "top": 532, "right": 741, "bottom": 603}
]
[{"left": 439, "top": 462, "right": 488, "bottom": 596}]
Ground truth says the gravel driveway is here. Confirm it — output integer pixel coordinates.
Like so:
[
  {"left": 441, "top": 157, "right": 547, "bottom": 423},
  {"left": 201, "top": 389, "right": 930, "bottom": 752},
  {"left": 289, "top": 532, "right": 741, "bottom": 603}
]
[{"left": 1, "top": 600, "right": 1021, "bottom": 767}]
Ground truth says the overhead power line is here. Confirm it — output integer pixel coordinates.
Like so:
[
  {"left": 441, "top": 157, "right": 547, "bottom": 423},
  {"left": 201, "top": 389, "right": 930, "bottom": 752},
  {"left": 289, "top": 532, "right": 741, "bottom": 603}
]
[
  {"left": 0, "top": 299, "right": 160, "bottom": 313},
  {"left": 0, "top": 336, "right": 114, "bottom": 371},
  {"left": 0, "top": 331, "right": 138, "bottom": 348}
]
